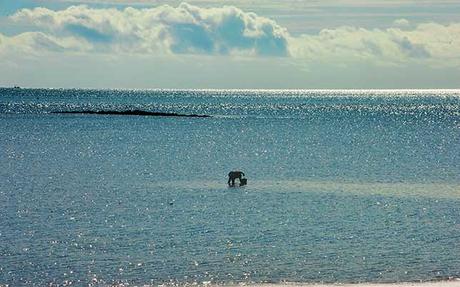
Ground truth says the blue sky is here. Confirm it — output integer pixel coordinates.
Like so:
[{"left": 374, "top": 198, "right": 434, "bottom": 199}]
[{"left": 1, "top": 0, "right": 460, "bottom": 88}]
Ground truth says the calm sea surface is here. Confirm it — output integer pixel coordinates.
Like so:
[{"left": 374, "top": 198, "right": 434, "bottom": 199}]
[{"left": 0, "top": 88, "right": 459, "bottom": 286}]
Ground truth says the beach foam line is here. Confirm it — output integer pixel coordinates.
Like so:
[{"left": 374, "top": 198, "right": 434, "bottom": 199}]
[
  {"left": 237, "top": 280, "right": 460, "bottom": 287},
  {"left": 150, "top": 280, "right": 460, "bottom": 287}
]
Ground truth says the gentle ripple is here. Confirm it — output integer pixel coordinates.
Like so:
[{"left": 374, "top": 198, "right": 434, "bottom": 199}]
[{"left": 0, "top": 89, "right": 459, "bottom": 286}]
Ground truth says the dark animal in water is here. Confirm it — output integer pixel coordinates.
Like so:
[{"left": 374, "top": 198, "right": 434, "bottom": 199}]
[{"left": 228, "top": 171, "right": 246, "bottom": 186}]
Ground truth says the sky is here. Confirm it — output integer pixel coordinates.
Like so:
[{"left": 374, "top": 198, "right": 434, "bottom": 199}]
[{"left": 0, "top": 0, "right": 460, "bottom": 89}]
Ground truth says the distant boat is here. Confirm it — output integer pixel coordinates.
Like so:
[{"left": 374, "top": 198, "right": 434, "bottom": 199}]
[{"left": 13, "top": 86, "right": 21, "bottom": 89}]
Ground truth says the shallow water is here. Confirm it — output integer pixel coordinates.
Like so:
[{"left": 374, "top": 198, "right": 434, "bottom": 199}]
[{"left": 0, "top": 89, "right": 459, "bottom": 286}]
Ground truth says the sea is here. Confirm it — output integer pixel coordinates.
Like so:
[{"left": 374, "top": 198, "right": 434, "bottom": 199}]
[{"left": 0, "top": 88, "right": 459, "bottom": 286}]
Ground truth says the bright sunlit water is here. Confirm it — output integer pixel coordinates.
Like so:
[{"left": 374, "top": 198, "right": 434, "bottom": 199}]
[{"left": 0, "top": 88, "right": 459, "bottom": 286}]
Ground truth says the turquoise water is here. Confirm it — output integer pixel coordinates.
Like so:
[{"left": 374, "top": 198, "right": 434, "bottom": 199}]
[{"left": 0, "top": 89, "right": 459, "bottom": 286}]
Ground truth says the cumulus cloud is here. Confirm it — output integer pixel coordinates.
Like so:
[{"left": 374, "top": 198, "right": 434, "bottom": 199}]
[
  {"left": 289, "top": 23, "right": 460, "bottom": 66},
  {"left": 9, "top": 3, "right": 289, "bottom": 56},
  {"left": 1, "top": 2, "right": 460, "bottom": 67},
  {"left": 393, "top": 18, "right": 410, "bottom": 28},
  {"left": 0, "top": 31, "right": 91, "bottom": 59}
]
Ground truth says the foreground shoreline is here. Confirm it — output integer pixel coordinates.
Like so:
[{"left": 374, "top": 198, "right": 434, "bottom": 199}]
[
  {"left": 234, "top": 280, "right": 460, "bottom": 287},
  {"left": 3, "top": 281, "right": 459, "bottom": 287}
]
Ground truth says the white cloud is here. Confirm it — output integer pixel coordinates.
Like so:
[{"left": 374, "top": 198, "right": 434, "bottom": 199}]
[
  {"left": 289, "top": 23, "right": 460, "bottom": 67},
  {"left": 8, "top": 3, "right": 289, "bottom": 56},
  {"left": 393, "top": 18, "right": 410, "bottom": 28},
  {"left": 0, "top": 31, "right": 91, "bottom": 54},
  {"left": 1, "top": 2, "right": 460, "bottom": 68}
]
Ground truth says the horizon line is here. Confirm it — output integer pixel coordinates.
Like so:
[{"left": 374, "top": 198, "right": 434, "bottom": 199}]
[{"left": 2, "top": 86, "right": 460, "bottom": 92}]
